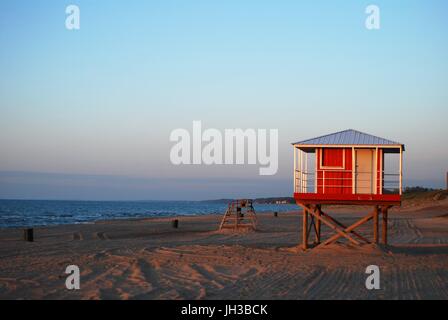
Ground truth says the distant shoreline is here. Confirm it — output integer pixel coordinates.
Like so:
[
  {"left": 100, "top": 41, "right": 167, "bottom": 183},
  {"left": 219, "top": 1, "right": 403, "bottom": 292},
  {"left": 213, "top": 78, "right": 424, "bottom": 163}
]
[
  {"left": 1, "top": 190, "right": 446, "bottom": 229},
  {"left": 0, "top": 197, "right": 295, "bottom": 204},
  {"left": 0, "top": 200, "right": 299, "bottom": 229},
  {"left": 0, "top": 187, "right": 445, "bottom": 203}
]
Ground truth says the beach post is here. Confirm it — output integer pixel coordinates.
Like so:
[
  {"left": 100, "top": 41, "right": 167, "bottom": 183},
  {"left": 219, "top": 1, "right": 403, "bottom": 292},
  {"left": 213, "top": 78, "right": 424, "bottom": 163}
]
[
  {"left": 172, "top": 219, "right": 179, "bottom": 229},
  {"left": 23, "top": 228, "right": 34, "bottom": 242},
  {"left": 274, "top": 211, "right": 278, "bottom": 217}
]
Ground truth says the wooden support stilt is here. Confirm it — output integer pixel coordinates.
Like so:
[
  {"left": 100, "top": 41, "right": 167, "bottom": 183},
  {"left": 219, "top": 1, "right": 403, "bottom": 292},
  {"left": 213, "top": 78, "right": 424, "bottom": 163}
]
[
  {"left": 373, "top": 206, "right": 379, "bottom": 244},
  {"left": 382, "top": 206, "right": 388, "bottom": 245},
  {"left": 296, "top": 201, "right": 395, "bottom": 250},
  {"left": 302, "top": 208, "right": 308, "bottom": 250},
  {"left": 315, "top": 205, "right": 321, "bottom": 244},
  {"left": 235, "top": 207, "right": 240, "bottom": 229},
  {"left": 307, "top": 215, "right": 315, "bottom": 243}
]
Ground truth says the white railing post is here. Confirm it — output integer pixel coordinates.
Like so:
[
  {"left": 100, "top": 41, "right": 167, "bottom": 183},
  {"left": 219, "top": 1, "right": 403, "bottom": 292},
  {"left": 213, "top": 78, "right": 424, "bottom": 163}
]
[
  {"left": 399, "top": 146, "right": 403, "bottom": 195},
  {"left": 304, "top": 152, "right": 308, "bottom": 193},
  {"left": 300, "top": 150, "right": 304, "bottom": 193},
  {"left": 352, "top": 147, "right": 355, "bottom": 194},
  {"left": 380, "top": 149, "right": 383, "bottom": 195},
  {"left": 315, "top": 148, "right": 318, "bottom": 193},
  {"left": 293, "top": 147, "right": 296, "bottom": 193},
  {"left": 298, "top": 149, "right": 302, "bottom": 193},
  {"left": 323, "top": 170, "right": 325, "bottom": 194},
  {"left": 374, "top": 147, "right": 378, "bottom": 195}
]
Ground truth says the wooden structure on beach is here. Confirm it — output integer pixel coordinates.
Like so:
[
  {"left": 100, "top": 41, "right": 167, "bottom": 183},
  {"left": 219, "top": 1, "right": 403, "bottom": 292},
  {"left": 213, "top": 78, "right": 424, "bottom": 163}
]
[
  {"left": 293, "top": 129, "right": 404, "bottom": 250},
  {"left": 219, "top": 199, "right": 257, "bottom": 231}
]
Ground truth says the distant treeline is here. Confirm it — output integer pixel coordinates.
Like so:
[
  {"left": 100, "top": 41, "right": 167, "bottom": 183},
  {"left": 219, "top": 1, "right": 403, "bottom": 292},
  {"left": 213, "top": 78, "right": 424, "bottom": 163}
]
[
  {"left": 402, "top": 186, "right": 447, "bottom": 201},
  {"left": 253, "top": 197, "right": 295, "bottom": 204},
  {"left": 202, "top": 197, "right": 295, "bottom": 204},
  {"left": 403, "top": 186, "right": 443, "bottom": 193},
  {"left": 203, "top": 187, "right": 446, "bottom": 204}
]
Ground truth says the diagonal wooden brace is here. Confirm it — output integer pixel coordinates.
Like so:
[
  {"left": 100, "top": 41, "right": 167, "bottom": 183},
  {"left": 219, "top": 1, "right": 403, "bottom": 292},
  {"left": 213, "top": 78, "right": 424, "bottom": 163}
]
[
  {"left": 304, "top": 205, "right": 361, "bottom": 246},
  {"left": 322, "top": 212, "right": 374, "bottom": 245},
  {"left": 320, "top": 211, "right": 372, "bottom": 245}
]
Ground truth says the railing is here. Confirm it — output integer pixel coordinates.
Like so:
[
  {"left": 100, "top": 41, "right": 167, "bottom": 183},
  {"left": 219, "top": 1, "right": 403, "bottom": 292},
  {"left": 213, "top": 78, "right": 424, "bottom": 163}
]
[
  {"left": 382, "top": 173, "right": 402, "bottom": 194},
  {"left": 294, "top": 169, "right": 401, "bottom": 195}
]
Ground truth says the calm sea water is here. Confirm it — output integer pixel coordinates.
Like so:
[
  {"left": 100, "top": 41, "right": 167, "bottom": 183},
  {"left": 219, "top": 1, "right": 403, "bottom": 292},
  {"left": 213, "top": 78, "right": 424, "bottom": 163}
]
[{"left": 0, "top": 200, "right": 298, "bottom": 228}]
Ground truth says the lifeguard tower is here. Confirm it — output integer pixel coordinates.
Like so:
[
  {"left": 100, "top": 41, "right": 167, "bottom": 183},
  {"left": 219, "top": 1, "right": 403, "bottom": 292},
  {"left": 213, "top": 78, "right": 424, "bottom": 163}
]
[
  {"left": 293, "top": 129, "right": 404, "bottom": 250},
  {"left": 219, "top": 199, "right": 257, "bottom": 231}
]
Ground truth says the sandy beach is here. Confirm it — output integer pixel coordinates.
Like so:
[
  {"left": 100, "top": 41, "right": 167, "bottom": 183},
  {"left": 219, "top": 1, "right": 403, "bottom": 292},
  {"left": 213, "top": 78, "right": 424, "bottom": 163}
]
[{"left": 0, "top": 196, "right": 447, "bottom": 300}]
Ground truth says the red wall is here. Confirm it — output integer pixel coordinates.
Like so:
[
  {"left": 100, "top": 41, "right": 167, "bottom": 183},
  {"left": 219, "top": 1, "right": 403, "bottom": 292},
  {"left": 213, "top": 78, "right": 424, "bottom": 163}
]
[
  {"left": 316, "top": 148, "right": 383, "bottom": 195},
  {"left": 317, "top": 148, "right": 353, "bottom": 194}
]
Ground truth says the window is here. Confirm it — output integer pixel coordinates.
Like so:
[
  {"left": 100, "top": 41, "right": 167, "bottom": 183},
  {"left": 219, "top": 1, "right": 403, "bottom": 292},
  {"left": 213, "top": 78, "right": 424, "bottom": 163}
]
[{"left": 321, "top": 148, "right": 345, "bottom": 168}]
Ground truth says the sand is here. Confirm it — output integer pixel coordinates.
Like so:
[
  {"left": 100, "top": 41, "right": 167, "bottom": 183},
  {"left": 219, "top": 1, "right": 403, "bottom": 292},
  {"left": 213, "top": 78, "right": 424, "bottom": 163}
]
[{"left": 0, "top": 198, "right": 447, "bottom": 300}]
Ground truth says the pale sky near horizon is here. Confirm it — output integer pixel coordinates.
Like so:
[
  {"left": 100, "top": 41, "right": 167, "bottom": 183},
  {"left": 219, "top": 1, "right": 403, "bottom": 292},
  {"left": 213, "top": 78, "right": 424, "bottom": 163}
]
[{"left": 0, "top": 0, "right": 447, "bottom": 200}]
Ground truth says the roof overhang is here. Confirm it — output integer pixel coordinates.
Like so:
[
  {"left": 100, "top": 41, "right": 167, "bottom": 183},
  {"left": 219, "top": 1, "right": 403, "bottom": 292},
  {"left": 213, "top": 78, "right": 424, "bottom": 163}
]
[{"left": 292, "top": 144, "right": 405, "bottom": 152}]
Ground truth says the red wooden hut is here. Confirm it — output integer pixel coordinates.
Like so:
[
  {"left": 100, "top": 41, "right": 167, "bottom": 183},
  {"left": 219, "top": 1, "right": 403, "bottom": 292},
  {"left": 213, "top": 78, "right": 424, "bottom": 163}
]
[{"left": 292, "top": 129, "right": 404, "bottom": 250}]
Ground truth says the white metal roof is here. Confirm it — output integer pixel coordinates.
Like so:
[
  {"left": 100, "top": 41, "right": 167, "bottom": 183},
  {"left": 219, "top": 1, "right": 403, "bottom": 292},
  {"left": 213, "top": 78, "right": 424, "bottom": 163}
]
[{"left": 292, "top": 129, "right": 404, "bottom": 149}]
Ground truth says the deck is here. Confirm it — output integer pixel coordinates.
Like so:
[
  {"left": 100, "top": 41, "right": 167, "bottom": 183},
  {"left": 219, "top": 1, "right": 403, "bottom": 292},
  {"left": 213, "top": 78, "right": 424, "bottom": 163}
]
[{"left": 294, "top": 192, "right": 401, "bottom": 206}]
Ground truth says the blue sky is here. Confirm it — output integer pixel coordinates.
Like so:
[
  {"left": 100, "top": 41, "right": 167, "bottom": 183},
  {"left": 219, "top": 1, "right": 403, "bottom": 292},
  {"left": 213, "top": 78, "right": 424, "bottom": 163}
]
[{"left": 0, "top": 0, "right": 447, "bottom": 200}]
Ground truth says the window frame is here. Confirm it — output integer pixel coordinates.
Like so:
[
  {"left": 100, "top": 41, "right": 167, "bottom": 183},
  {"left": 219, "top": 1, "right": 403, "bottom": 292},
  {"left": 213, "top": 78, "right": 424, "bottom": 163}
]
[{"left": 319, "top": 148, "right": 346, "bottom": 170}]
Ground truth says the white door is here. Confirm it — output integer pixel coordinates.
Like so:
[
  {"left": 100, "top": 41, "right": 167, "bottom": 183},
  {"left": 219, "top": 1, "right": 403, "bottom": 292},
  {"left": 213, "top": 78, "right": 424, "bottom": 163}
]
[{"left": 355, "top": 149, "right": 374, "bottom": 194}]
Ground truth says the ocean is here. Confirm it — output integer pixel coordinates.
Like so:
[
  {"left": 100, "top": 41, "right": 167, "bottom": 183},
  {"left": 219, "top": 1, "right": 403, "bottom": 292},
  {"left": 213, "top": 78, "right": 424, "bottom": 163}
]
[{"left": 0, "top": 199, "right": 298, "bottom": 228}]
